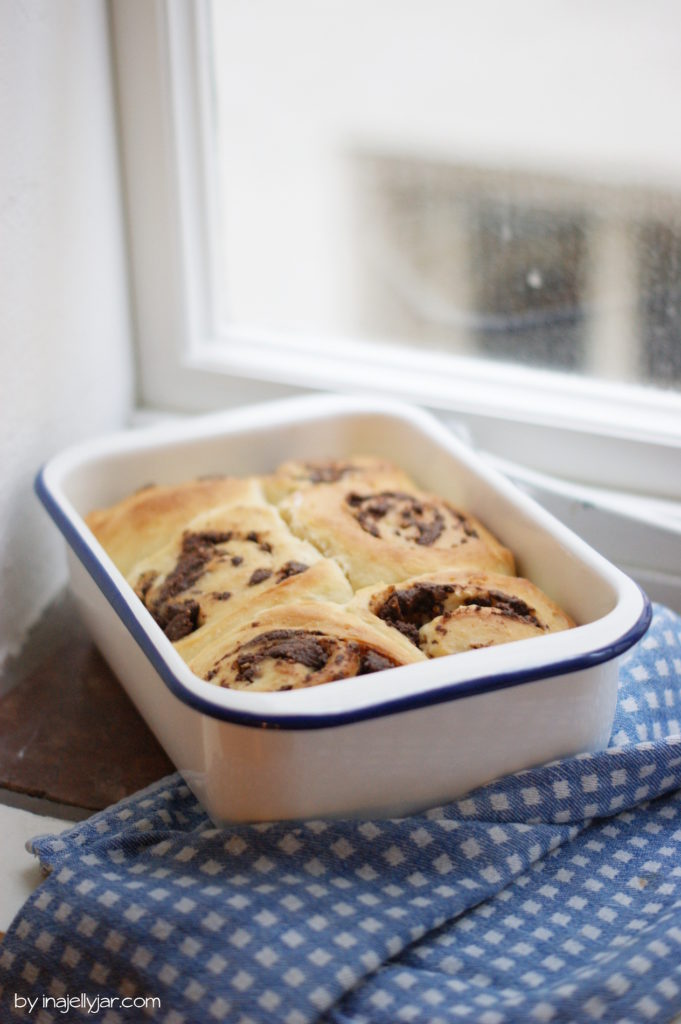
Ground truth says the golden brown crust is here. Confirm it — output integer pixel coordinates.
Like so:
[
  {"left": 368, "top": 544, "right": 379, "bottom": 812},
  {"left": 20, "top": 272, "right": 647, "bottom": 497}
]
[
  {"left": 279, "top": 482, "right": 515, "bottom": 589},
  {"left": 174, "top": 557, "right": 353, "bottom": 664},
  {"left": 349, "top": 570, "right": 574, "bottom": 657},
  {"left": 263, "top": 455, "right": 416, "bottom": 504},
  {"left": 86, "top": 477, "right": 263, "bottom": 577},
  {"left": 127, "top": 503, "right": 333, "bottom": 643},
  {"left": 185, "top": 601, "right": 425, "bottom": 691},
  {"left": 85, "top": 455, "right": 574, "bottom": 690}
]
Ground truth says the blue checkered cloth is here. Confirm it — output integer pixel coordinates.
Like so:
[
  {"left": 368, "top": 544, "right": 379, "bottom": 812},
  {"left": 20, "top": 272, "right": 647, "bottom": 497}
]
[{"left": 2, "top": 604, "right": 681, "bottom": 1024}]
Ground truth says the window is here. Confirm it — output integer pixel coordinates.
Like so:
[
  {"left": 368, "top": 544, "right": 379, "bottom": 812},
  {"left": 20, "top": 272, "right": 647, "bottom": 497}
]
[{"left": 110, "top": 0, "right": 681, "bottom": 608}]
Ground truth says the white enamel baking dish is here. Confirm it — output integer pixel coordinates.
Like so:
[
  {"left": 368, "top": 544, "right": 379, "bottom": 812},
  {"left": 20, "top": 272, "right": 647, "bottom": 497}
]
[{"left": 36, "top": 394, "right": 650, "bottom": 823}]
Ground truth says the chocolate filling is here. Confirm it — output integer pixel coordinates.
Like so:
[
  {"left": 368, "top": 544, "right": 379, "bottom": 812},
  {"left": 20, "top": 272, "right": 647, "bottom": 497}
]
[
  {"left": 460, "top": 589, "right": 542, "bottom": 628},
  {"left": 304, "top": 461, "right": 359, "bottom": 484},
  {"left": 233, "top": 629, "right": 331, "bottom": 682},
  {"left": 346, "top": 491, "right": 446, "bottom": 546},
  {"left": 358, "top": 649, "right": 398, "bottom": 674},
  {"left": 445, "top": 503, "right": 479, "bottom": 539},
  {"left": 375, "top": 583, "right": 456, "bottom": 645},
  {"left": 376, "top": 584, "right": 542, "bottom": 646},
  {"left": 156, "top": 531, "right": 233, "bottom": 604},
  {"left": 248, "top": 561, "right": 308, "bottom": 587},
  {"left": 160, "top": 599, "right": 201, "bottom": 641},
  {"left": 220, "top": 629, "right": 399, "bottom": 687},
  {"left": 248, "top": 567, "right": 273, "bottom": 587},
  {"left": 275, "top": 560, "right": 309, "bottom": 582},
  {"left": 136, "top": 570, "right": 158, "bottom": 602},
  {"left": 148, "top": 530, "right": 233, "bottom": 637}
]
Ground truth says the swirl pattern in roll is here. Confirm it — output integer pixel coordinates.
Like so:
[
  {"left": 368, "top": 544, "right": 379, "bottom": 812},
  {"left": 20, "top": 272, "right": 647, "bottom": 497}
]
[
  {"left": 86, "top": 476, "right": 263, "bottom": 577},
  {"left": 185, "top": 602, "right": 425, "bottom": 691},
  {"left": 280, "top": 482, "right": 515, "bottom": 588},
  {"left": 349, "top": 570, "right": 574, "bottom": 656},
  {"left": 174, "top": 558, "right": 353, "bottom": 665},
  {"left": 126, "top": 503, "right": 335, "bottom": 642},
  {"left": 86, "top": 453, "right": 575, "bottom": 693}
]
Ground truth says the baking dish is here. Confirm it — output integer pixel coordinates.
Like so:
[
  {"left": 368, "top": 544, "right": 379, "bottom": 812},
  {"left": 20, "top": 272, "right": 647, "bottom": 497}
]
[{"left": 36, "top": 394, "right": 651, "bottom": 823}]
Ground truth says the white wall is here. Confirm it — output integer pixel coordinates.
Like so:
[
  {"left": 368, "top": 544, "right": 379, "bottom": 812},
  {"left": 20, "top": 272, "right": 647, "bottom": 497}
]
[{"left": 0, "top": 1, "right": 134, "bottom": 665}]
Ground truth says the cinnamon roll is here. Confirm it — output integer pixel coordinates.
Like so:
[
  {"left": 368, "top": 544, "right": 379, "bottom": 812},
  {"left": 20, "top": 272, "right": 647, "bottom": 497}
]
[
  {"left": 186, "top": 602, "right": 425, "bottom": 691},
  {"left": 349, "top": 570, "right": 574, "bottom": 656},
  {"left": 280, "top": 482, "right": 514, "bottom": 589}
]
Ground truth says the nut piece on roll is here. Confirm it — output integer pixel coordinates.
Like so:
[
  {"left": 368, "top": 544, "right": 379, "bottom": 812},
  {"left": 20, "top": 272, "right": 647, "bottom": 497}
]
[
  {"left": 263, "top": 454, "right": 417, "bottom": 504},
  {"left": 280, "top": 481, "right": 515, "bottom": 589},
  {"left": 349, "top": 570, "right": 574, "bottom": 657},
  {"left": 185, "top": 602, "right": 425, "bottom": 692}
]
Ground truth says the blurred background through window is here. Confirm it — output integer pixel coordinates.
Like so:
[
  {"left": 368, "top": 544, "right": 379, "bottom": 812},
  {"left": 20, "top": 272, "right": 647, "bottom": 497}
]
[{"left": 208, "top": 0, "right": 681, "bottom": 388}]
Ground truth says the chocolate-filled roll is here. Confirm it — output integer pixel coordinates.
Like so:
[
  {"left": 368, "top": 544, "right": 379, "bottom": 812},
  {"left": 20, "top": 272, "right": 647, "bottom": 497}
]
[
  {"left": 280, "top": 481, "right": 515, "bottom": 589},
  {"left": 86, "top": 476, "right": 263, "bottom": 577},
  {"left": 126, "top": 503, "right": 339, "bottom": 642},
  {"left": 349, "top": 570, "right": 574, "bottom": 657},
  {"left": 84, "top": 454, "right": 568, "bottom": 692},
  {"left": 185, "top": 602, "right": 425, "bottom": 691},
  {"left": 174, "top": 558, "right": 353, "bottom": 664},
  {"left": 263, "top": 454, "right": 416, "bottom": 504}
]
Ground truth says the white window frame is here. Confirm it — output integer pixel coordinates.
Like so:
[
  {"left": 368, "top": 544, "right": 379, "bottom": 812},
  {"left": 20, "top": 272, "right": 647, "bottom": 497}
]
[{"left": 110, "top": 0, "right": 681, "bottom": 609}]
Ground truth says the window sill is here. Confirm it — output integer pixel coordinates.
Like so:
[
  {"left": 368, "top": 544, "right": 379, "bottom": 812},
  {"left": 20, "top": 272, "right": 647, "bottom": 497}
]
[{"left": 139, "top": 336, "right": 681, "bottom": 502}]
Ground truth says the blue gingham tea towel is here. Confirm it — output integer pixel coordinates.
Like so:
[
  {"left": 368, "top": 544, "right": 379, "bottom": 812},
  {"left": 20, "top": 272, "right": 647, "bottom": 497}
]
[{"left": 2, "top": 603, "right": 681, "bottom": 1023}]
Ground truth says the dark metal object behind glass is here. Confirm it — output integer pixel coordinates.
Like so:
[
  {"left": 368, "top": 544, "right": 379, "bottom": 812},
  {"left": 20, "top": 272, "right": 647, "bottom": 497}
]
[{"left": 638, "top": 220, "right": 681, "bottom": 385}]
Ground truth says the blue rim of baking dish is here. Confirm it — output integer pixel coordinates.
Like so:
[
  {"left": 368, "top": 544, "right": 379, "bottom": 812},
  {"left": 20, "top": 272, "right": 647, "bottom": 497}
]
[{"left": 35, "top": 466, "right": 653, "bottom": 732}]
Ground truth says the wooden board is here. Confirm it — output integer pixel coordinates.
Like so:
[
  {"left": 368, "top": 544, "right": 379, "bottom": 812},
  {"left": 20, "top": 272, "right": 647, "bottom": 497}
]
[{"left": 0, "top": 592, "right": 174, "bottom": 813}]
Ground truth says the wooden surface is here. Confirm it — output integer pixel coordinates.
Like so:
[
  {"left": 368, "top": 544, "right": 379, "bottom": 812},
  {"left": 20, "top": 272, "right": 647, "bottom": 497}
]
[{"left": 0, "top": 591, "right": 174, "bottom": 814}]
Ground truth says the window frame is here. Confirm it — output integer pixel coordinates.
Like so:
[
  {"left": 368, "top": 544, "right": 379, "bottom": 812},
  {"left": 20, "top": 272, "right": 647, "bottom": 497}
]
[{"left": 110, "top": 0, "right": 681, "bottom": 501}]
